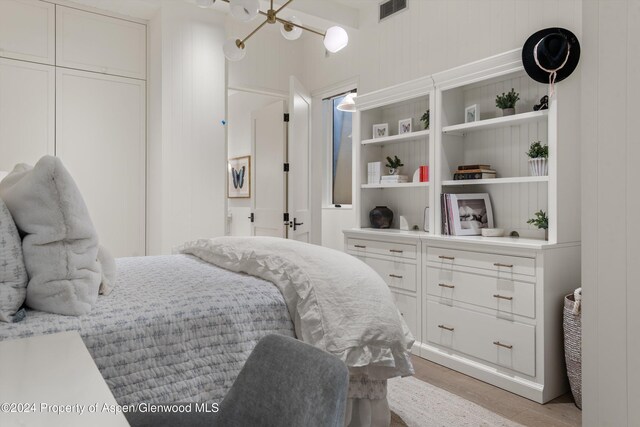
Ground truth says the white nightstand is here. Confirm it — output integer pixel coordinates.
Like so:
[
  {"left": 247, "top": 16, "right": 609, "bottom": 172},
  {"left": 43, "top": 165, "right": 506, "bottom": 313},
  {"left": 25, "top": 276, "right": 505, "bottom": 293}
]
[{"left": 0, "top": 331, "right": 129, "bottom": 427}]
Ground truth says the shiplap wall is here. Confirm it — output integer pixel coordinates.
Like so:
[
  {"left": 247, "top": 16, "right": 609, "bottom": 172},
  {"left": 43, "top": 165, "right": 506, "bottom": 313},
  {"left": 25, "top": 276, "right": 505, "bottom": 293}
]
[
  {"left": 304, "top": 0, "right": 582, "bottom": 94},
  {"left": 147, "top": 2, "right": 227, "bottom": 254},
  {"left": 582, "top": 1, "right": 640, "bottom": 426}
]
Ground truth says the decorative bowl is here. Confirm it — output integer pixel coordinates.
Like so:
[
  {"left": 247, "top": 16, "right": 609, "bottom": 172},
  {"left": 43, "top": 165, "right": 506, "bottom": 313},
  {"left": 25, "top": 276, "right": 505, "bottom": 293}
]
[{"left": 481, "top": 228, "right": 504, "bottom": 237}]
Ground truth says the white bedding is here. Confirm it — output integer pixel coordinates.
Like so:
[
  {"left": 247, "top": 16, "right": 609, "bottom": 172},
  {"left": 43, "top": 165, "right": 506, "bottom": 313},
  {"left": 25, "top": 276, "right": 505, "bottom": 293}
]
[{"left": 178, "top": 236, "right": 415, "bottom": 381}]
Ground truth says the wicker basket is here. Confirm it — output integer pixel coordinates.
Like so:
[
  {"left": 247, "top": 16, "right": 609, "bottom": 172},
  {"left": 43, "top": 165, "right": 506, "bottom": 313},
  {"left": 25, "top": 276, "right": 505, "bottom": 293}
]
[{"left": 563, "top": 294, "right": 582, "bottom": 409}]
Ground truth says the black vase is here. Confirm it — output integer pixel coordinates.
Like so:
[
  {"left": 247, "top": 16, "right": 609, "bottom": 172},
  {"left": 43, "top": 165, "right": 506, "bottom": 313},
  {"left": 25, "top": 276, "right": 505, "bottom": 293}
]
[{"left": 369, "top": 206, "right": 393, "bottom": 229}]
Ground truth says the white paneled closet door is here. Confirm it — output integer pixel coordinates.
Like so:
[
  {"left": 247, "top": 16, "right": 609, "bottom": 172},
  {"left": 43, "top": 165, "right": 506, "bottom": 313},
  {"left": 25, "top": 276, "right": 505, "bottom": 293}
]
[
  {"left": 56, "top": 68, "right": 146, "bottom": 257},
  {"left": 0, "top": 58, "right": 54, "bottom": 171}
]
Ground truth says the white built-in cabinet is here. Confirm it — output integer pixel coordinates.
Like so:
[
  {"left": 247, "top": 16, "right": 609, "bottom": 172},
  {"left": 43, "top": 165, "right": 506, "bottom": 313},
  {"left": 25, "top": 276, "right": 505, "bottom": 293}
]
[
  {"left": 56, "top": 68, "right": 146, "bottom": 257},
  {"left": 0, "top": 1, "right": 147, "bottom": 257},
  {"left": 345, "top": 50, "right": 581, "bottom": 404},
  {"left": 0, "top": 0, "right": 55, "bottom": 65},
  {"left": 0, "top": 58, "right": 55, "bottom": 170},
  {"left": 56, "top": 6, "right": 146, "bottom": 80}
]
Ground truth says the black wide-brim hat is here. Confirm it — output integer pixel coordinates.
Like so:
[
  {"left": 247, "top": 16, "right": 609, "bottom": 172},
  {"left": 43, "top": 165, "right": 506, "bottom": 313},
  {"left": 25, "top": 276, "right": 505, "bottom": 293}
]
[{"left": 522, "top": 27, "right": 580, "bottom": 84}]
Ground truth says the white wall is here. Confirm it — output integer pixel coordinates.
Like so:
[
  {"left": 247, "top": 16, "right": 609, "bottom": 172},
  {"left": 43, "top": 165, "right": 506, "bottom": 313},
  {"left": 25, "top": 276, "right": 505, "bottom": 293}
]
[
  {"left": 227, "top": 90, "right": 283, "bottom": 236},
  {"left": 582, "top": 1, "right": 640, "bottom": 425},
  {"left": 147, "top": 1, "right": 227, "bottom": 254}
]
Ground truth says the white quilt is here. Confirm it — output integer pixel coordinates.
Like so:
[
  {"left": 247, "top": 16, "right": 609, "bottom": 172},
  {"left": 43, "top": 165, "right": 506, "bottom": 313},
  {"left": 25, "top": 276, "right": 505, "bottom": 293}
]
[{"left": 177, "top": 236, "right": 415, "bottom": 380}]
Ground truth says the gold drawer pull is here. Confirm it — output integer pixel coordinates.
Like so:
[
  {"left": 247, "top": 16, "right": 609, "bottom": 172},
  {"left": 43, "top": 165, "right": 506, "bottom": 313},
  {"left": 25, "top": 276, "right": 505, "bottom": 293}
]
[
  {"left": 389, "top": 274, "right": 403, "bottom": 279},
  {"left": 389, "top": 249, "right": 403, "bottom": 253},
  {"left": 493, "top": 341, "right": 513, "bottom": 349},
  {"left": 493, "top": 294, "right": 513, "bottom": 301},
  {"left": 438, "top": 283, "right": 455, "bottom": 289},
  {"left": 438, "top": 255, "right": 455, "bottom": 260},
  {"left": 354, "top": 244, "right": 366, "bottom": 249},
  {"left": 438, "top": 324, "right": 454, "bottom": 332},
  {"left": 494, "top": 262, "right": 514, "bottom": 268}
]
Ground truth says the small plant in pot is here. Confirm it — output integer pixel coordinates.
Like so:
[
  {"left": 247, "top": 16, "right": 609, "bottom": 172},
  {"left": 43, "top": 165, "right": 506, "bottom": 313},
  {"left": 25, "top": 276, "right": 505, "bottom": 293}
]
[
  {"left": 385, "top": 155, "right": 404, "bottom": 175},
  {"left": 495, "top": 88, "right": 520, "bottom": 116},
  {"left": 420, "top": 109, "right": 430, "bottom": 130},
  {"left": 527, "top": 141, "right": 549, "bottom": 176},
  {"left": 527, "top": 209, "right": 549, "bottom": 240}
]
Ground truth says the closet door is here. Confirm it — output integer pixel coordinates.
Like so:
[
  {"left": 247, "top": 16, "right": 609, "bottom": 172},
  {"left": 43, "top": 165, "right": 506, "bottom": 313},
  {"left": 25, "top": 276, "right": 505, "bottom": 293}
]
[
  {"left": 56, "top": 68, "right": 146, "bottom": 257},
  {"left": 56, "top": 6, "right": 146, "bottom": 79},
  {"left": 0, "top": 58, "right": 54, "bottom": 171},
  {"left": 0, "top": 0, "right": 55, "bottom": 65}
]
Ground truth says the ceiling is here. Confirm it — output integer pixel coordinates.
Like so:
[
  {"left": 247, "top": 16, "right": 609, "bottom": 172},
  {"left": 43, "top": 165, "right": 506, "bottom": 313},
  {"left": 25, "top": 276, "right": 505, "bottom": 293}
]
[{"left": 62, "top": 0, "right": 363, "bottom": 28}]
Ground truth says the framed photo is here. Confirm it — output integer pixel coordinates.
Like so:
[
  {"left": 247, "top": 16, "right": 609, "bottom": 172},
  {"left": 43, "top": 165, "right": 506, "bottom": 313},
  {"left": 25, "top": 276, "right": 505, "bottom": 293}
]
[
  {"left": 450, "top": 193, "right": 494, "bottom": 235},
  {"left": 228, "top": 155, "right": 251, "bottom": 198},
  {"left": 465, "top": 104, "right": 479, "bottom": 123},
  {"left": 372, "top": 123, "right": 388, "bottom": 139},
  {"left": 398, "top": 118, "right": 412, "bottom": 134}
]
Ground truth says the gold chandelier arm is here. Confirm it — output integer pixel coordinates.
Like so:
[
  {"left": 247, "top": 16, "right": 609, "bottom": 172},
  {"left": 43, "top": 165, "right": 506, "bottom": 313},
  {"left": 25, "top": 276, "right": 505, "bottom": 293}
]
[
  {"left": 240, "top": 18, "right": 270, "bottom": 45},
  {"left": 276, "top": 16, "right": 325, "bottom": 37},
  {"left": 275, "top": 0, "right": 294, "bottom": 14}
]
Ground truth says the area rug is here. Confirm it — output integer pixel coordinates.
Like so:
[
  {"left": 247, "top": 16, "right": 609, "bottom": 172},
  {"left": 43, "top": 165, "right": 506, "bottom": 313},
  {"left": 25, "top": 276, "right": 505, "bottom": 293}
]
[{"left": 388, "top": 376, "right": 523, "bottom": 427}]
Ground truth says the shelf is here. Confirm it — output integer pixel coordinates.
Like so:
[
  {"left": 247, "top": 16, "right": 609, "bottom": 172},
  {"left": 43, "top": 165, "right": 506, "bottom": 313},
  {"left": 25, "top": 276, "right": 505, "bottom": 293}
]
[
  {"left": 442, "top": 110, "right": 548, "bottom": 136},
  {"left": 361, "top": 182, "right": 429, "bottom": 189},
  {"left": 441, "top": 176, "right": 549, "bottom": 186},
  {"left": 361, "top": 129, "right": 430, "bottom": 146}
]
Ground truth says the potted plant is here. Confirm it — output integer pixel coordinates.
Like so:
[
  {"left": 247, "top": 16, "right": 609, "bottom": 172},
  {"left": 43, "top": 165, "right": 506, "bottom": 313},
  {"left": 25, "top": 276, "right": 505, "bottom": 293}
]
[
  {"left": 385, "top": 155, "right": 404, "bottom": 175},
  {"left": 527, "top": 209, "right": 549, "bottom": 240},
  {"left": 495, "top": 88, "right": 520, "bottom": 116},
  {"left": 526, "top": 141, "right": 549, "bottom": 176},
  {"left": 420, "top": 109, "right": 430, "bottom": 130}
]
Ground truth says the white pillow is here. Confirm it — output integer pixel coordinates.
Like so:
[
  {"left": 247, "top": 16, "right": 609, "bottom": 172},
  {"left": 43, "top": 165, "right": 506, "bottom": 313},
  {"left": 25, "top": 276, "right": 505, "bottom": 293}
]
[
  {"left": 0, "top": 156, "right": 101, "bottom": 315},
  {"left": 0, "top": 197, "right": 28, "bottom": 322}
]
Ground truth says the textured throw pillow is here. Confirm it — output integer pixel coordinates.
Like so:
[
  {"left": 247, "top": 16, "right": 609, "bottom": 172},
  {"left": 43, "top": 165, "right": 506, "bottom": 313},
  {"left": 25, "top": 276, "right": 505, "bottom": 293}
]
[
  {"left": 0, "top": 198, "right": 28, "bottom": 322},
  {"left": 0, "top": 156, "right": 101, "bottom": 315}
]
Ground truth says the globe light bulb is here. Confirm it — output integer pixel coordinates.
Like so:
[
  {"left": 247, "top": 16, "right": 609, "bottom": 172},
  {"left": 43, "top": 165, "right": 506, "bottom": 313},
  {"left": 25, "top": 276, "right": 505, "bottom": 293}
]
[
  {"left": 280, "top": 16, "right": 303, "bottom": 41},
  {"left": 323, "top": 26, "right": 348, "bottom": 53},
  {"left": 223, "top": 38, "right": 246, "bottom": 61},
  {"left": 229, "top": 0, "right": 260, "bottom": 22}
]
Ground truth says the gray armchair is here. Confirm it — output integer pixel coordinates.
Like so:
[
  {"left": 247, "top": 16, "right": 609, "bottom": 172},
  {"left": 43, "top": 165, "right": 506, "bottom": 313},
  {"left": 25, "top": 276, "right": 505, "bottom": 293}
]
[{"left": 126, "top": 334, "right": 350, "bottom": 427}]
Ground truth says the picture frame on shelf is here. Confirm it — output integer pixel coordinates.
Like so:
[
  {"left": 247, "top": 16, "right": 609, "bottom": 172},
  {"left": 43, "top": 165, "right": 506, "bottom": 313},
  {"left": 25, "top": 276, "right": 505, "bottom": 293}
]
[
  {"left": 450, "top": 193, "right": 494, "bottom": 236},
  {"left": 465, "top": 104, "right": 479, "bottom": 123},
  {"left": 372, "top": 123, "right": 388, "bottom": 139},
  {"left": 398, "top": 118, "right": 412, "bottom": 134},
  {"left": 228, "top": 155, "right": 251, "bottom": 198}
]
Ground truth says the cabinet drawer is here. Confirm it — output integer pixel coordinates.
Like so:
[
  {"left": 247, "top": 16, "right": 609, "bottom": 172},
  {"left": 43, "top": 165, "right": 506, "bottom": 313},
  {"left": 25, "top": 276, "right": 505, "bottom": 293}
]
[
  {"left": 363, "top": 258, "right": 417, "bottom": 292},
  {"left": 426, "top": 267, "right": 535, "bottom": 318},
  {"left": 347, "top": 238, "right": 416, "bottom": 260},
  {"left": 427, "top": 247, "right": 535, "bottom": 277},
  {"left": 392, "top": 291, "right": 417, "bottom": 338},
  {"left": 426, "top": 301, "right": 535, "bottom": 376}
]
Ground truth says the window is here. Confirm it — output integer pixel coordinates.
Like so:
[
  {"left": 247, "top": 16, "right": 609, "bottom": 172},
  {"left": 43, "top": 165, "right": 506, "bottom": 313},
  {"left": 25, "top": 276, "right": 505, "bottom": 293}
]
[{"left": 324, "top": 91, "right": 354, "bottom": 206}]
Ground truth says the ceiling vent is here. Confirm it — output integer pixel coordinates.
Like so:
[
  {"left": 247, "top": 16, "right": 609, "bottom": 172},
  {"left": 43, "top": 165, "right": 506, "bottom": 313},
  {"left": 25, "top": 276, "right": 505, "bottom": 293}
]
[{"left": 379, "top": 0, "right": 407, "bottom": 21}]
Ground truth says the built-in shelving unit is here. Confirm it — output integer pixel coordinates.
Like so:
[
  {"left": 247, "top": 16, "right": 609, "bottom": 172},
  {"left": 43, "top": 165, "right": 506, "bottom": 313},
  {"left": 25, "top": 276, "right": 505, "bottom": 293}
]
[
  {"left": 361, "top": 129, "right": 430, "bottom": 146},
  {"left": 355, "top": 76, "right": 435, "bottom": 231},
  {"left": 345, "top": 48, "right": 581, "bottom": 406}
]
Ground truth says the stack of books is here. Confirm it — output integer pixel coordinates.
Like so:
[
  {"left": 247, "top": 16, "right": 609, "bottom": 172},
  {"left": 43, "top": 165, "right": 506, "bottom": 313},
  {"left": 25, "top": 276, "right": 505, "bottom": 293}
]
[
  {"left": 453, "top": 164, "right": 496, "bottom": 180},
  {"left": 367, "top": 162, "right": 382, "bottom": 184},
  {"left": 381, "top": 175, "right": 409, "bottom": 184}
]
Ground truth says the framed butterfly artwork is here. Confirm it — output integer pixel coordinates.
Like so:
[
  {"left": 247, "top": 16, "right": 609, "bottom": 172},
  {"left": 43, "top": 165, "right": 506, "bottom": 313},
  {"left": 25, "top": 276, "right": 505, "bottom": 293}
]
[
  {"left": 372, "top": 123, "right": 388, "bottom": 139},
  {"left": 398, "top": 118, "right": 412, "bottom": 134},
  {"left": 228, "top": 155, "right": 251, "bottom": 198}
]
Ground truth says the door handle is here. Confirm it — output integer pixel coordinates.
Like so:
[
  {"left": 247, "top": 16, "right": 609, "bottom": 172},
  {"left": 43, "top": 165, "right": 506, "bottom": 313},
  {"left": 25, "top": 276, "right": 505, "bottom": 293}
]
[
  {"left": 291, "top": 218, "right": 303, "bottom": 231},
  {"left": 248, "top": 213, "right": 254, "bottom": 223}
]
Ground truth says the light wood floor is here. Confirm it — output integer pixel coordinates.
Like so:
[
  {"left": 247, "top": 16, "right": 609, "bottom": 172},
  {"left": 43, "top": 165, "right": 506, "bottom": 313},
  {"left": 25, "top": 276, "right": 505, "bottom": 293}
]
[{"left": 411, "top": 355, "right": 581, "bottom": 427}]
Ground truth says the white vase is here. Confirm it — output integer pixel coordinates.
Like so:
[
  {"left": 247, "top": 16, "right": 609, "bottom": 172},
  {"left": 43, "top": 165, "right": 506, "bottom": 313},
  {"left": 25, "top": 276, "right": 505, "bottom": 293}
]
[{"left": 529, "top": 158, "right": 548, "bottom": 176}]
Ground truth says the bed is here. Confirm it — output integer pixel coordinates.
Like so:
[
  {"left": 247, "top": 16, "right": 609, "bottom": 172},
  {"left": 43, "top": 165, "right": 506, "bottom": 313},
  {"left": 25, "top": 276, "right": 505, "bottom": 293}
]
[{"left": 0, "top": 254, "right": 296, "bottom": 404}]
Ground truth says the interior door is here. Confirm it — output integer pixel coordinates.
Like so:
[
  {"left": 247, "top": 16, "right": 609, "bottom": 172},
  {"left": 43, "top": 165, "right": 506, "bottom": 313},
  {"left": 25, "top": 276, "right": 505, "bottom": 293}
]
[
  {"left": 288, "top": 76, "right": 312, "bottom": 242},
  {"left": 252, "top": 100, "right": 286, "bottom": 237}
]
